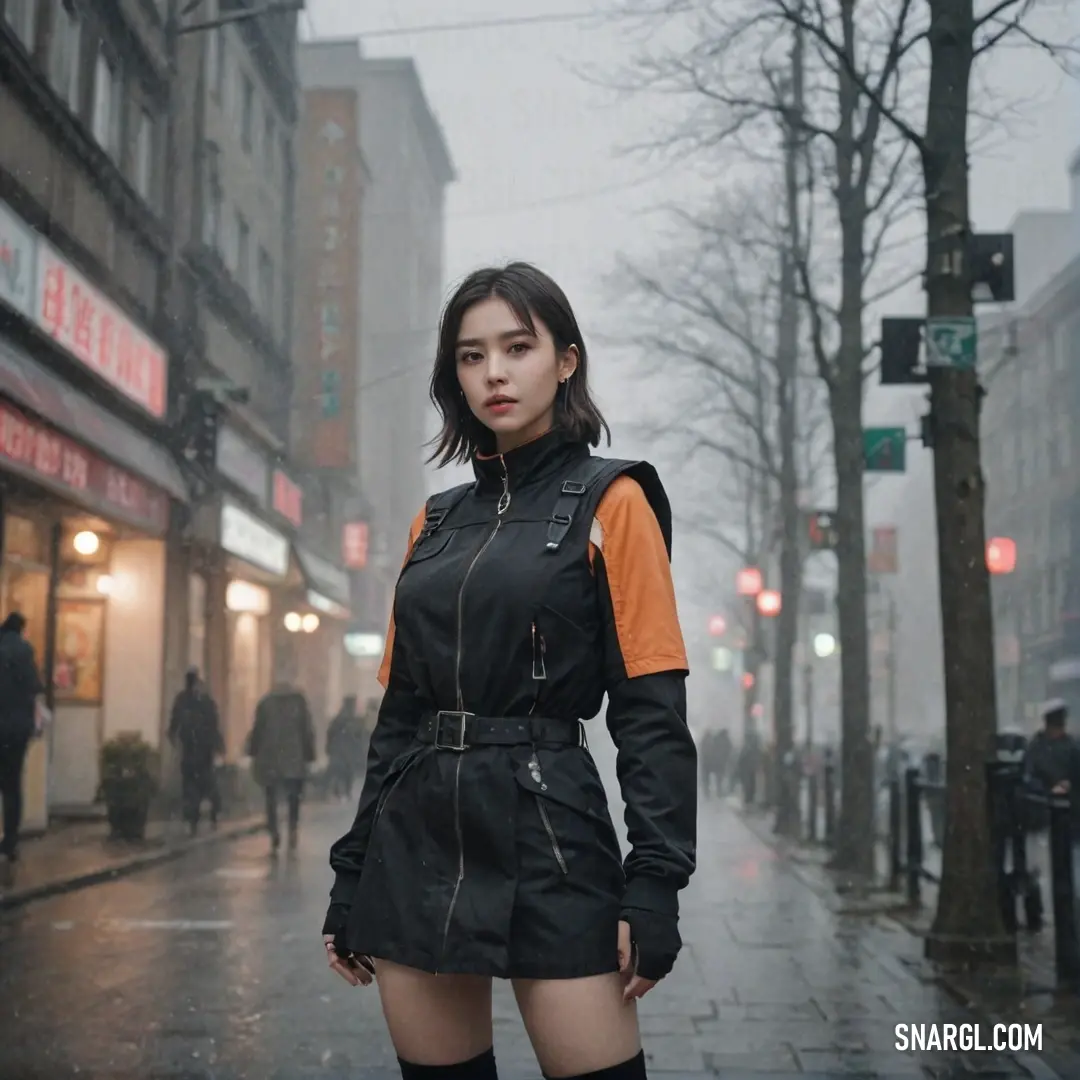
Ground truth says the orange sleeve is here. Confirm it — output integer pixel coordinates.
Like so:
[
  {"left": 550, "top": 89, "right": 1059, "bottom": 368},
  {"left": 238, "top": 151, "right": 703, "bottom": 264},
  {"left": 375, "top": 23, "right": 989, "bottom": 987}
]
[
  {"left": 591, "top": 474, "right": 688, "bottom": 679},
  {"left": 376, "top": 506, "right": 428, "bottom": 689}
]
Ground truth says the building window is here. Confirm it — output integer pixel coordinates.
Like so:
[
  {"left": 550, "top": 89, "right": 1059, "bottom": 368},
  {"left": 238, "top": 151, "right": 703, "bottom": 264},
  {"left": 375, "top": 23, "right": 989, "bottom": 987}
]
[
  {"left": 206, "top": 24, "right": 221, "bottom": 99},
  {"left": 134, "top": 108, "right": 155, "bottom": 201},
  {"left": 49, "top": 0, "right": 80, "bottom": 110},
  {"left": 235, "top": 211, "right": 250, "bottom": 289},
  {"left": 263, "top": 112, "right": 275, "bottom": 170},
  {"left": 240, "top": 74, "right": 254, "bottom": 151},
  {"left": 202, "top": 143, "right": 221, "bottom": 247},
  {"left": 257, "top": 247, "right": 273, "bottom": 316},
  {"left": 91, "top": 48, "right": 120, "bottom": 158},
  {"left": 3, "top": 0, "right": 37, "bottom": 50}
]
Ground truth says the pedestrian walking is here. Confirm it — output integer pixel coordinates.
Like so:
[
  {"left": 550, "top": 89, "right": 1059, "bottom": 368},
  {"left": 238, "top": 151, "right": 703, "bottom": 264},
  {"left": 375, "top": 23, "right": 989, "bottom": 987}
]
[
  {"left": 326, "top": 695, "right": 367, "bottom": 800},
  {"left": 167, "top": 668, "right": 224, "bottom": 835},
  {"left": 0, "top": 612, "right": 44, "bottom": 865},
  {"left": 322, "top": 263, "right": 696, "bottom": 1080},
  {"left": 737, "top": 725, "right": 762, "bottom": 807},
  {"left": 248, "top": 681, "right": 315, "bottom": 853}
]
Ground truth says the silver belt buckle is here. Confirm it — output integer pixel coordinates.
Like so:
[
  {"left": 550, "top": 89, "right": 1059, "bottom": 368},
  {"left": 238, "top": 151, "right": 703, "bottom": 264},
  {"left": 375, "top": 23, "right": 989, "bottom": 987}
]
[{"left": 434, "top": 710, "right": 473, "bottom": 751}]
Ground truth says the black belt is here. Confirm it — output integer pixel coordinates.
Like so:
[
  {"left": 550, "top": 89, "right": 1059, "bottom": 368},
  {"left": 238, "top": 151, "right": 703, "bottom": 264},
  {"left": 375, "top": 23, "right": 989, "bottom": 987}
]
[{"left": 416, "top": 711, "right": 584, "bottom": 751}]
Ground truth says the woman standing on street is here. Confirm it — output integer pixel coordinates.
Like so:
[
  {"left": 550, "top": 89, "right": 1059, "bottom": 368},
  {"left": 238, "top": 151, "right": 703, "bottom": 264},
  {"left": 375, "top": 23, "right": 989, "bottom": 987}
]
[{"left": 322, "top": 263, "right": 696, "bottom": 1080}]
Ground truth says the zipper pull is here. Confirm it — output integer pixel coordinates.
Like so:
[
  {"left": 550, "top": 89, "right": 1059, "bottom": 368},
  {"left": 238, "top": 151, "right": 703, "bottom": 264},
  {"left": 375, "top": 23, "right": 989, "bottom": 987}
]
[
  {"left": 497, "top": 457, "right": 511, "bottom": 515},
  {"left": 528, "top": 752, "right": 547, "bottom": 790},
  {"left": 531, "top": 622, "right": 547, "bottom": 681}
]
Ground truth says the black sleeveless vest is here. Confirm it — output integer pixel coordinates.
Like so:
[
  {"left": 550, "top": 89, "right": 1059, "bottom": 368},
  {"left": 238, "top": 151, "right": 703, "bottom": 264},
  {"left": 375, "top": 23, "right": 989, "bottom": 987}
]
[{"left": 390, "top": 430, "right": 671, "bottom": 723}]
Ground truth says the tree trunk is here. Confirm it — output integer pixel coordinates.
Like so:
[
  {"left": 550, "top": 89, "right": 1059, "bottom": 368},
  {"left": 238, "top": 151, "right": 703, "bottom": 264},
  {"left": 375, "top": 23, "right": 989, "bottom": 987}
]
[
  {"left": 829, "top": 382, "right": 875, "bottom": 877},
  {"left": 773, "top": 24, "right": 805, "bottom": 838},
  {"left": 922, "top": 0, "right": 1012, "bottom": 964}
]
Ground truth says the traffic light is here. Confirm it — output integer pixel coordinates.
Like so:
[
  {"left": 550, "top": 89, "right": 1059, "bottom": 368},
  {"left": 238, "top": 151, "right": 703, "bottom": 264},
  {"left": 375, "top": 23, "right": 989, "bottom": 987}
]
[{"left": 806, "top": 510, "right": 839, "bottom": 551}]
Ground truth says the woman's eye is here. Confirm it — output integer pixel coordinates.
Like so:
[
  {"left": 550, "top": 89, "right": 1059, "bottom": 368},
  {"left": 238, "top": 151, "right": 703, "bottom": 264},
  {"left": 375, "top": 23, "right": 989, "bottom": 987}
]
[
  {"left": 458, "top": 352, "right": 482, "bottom": 364},
  {"left": 508, "top": 342, "right": 529, "bottom": 355}
]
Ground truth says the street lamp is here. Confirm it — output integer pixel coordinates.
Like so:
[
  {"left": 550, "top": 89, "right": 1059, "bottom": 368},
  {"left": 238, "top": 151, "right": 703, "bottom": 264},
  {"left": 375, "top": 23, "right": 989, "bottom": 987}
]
[
  {"left": 813, "top": 632, "right": 837, "bottom": 658},
  {"left": 757, "top": 589, "right": 782, "bottom": 617}
]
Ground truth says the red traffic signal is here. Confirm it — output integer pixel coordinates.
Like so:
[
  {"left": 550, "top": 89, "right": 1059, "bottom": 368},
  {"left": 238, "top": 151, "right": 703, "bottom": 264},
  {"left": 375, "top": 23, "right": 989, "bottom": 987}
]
[
  {"left": 757, "top": 589, "right": 782, "bottom": 617},
  {"left": 986, "top": 537, "right": 1016, "bottom": 575},
  {"left": 736, "top": 567, "right": 763, "bottom": 596},
  {"left": 708, "top": 614, "right": 727, "bottom": 637},
  {"left": 741, "top": 672, "right": 755, "bottom": 690}
]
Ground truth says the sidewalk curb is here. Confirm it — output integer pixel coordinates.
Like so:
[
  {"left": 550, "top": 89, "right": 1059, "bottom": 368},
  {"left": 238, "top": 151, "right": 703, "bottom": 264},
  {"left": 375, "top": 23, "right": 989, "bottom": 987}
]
[
  {"left": 732, "top": 805, "right": 1068, "bottom": 1080},
  {"left": 0, "top": 817, "right": 266, "bottom": 912}
]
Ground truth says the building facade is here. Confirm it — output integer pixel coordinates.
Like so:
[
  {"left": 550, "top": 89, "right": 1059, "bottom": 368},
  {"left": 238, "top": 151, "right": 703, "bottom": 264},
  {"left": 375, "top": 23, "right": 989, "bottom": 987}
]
[
  {"left": 296, "top": 39, "right": 454, "bottom": 703},
  {"left": 982, "top": 153, "right": 1080, "bottom": 728},
  {"left": 0, "top": 0, "right": 186, "bottom": 823}
]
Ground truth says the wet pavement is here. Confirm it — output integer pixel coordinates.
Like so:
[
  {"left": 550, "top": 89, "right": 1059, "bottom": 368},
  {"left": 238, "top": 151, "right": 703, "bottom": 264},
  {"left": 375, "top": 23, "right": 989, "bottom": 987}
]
[{"left": 0, "top": 792, "right": 1073, "bottom": 1078}]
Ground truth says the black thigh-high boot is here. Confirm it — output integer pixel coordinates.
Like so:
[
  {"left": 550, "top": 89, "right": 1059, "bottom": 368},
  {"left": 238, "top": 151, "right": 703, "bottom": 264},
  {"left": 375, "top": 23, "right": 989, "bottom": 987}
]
[
  {"left": 398, "top": 1047, "right": 498, "bottom": 1080},
  {"left": 545, "top": 1049, "right": 648, "bottom": 1080}
]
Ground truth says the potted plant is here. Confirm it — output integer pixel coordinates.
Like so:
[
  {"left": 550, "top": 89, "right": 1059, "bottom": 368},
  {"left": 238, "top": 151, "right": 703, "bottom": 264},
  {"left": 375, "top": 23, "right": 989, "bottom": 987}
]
[{"left": 99, "top": 732, "right": 160, "bottom": 841}]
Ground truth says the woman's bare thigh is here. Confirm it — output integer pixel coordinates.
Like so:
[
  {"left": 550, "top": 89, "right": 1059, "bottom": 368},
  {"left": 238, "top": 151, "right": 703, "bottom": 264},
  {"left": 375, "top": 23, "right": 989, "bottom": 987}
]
[
  {"left": 512, "top": 973, "right": 641, "bottom": 1077},
  {"left": 374, "top": 959, "right": 493, "bottom": 1065}
]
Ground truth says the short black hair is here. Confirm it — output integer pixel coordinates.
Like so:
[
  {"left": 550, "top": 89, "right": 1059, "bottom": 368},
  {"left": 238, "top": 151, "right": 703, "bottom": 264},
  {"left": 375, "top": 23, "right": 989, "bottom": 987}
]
[
  {"left": 427, "top": 262, "right": 611, "bottom": 466},
  {"left": 0, "top": 612, "right": 26, "bottom": 635},
  {"left": 1046, "top": 707, "right": 1067, "bottom": 730}
]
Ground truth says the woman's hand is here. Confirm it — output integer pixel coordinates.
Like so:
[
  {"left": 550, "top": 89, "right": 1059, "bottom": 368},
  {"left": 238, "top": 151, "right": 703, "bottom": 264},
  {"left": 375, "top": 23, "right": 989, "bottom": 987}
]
[
  {"left": 323, "top": 935, "right": 375, "bottom": 987},
  {"left": 617, "top": 919, "right": 657, "bottom": 1003}
]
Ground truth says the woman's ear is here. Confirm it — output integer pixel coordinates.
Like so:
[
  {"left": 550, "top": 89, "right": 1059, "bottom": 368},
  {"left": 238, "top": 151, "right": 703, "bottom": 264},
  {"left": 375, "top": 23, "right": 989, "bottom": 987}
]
[{"left": 559, "top": 344, "right": 580, "bottom": 382}]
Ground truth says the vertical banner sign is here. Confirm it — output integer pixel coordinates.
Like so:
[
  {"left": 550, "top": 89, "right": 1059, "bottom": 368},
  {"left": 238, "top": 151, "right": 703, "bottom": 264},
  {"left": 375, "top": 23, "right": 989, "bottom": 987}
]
[
  {"left": 868, "top": 526, "right": 898, "bottom": 574},
  {"left": 342, "top": 521, "right": 368, "bottom": 569},
  {"left": 298, "top": 89, "right": 359, "bottom": 470}
]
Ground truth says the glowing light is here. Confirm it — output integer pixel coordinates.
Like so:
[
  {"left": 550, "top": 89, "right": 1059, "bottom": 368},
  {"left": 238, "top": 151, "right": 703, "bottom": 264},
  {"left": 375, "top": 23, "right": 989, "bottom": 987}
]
[
  {"left": 736, "top": 567, "right": 763, "bottom": 596},
  {"left": 986, "top": 537, "right": 1016, "bottom": 575},
  {"left": 73, "top": 530, "right": 100, "bottom": 556},
  {"left": 757, "top": 589, "right": 782, "bottom": 616},
  {"left": 284, "top": 612, "right": 302, "bottom": 632},
  {"left": 95, "top": 574, "right": 113, "bottom": 596},
  {"left": 708, "top": 614, "right": 727, "bottom": 637},
  {"left": 226, "top": 581, "right": 270, "bottom": 615},
  {"left": 301, "top": 613, "right": 320, "bottom": 633},
  {"left": 813, "top": 632, "right": 837, "bottom": 658}
]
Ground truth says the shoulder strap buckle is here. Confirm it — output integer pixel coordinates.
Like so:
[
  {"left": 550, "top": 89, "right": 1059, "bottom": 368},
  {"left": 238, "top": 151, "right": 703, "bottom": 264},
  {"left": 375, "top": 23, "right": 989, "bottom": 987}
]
[
  {"left": 546, "top": 458, "right": 613, "bottom": 553},
  {"left": 561, "top": 480, "right": 587, "bottom": 495}
]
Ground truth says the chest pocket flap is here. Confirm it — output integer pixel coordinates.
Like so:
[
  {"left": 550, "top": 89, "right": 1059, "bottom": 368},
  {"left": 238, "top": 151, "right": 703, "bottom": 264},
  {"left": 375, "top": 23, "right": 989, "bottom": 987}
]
[{"left": 405, "top": 529, "right": 454, "bottom": 566}]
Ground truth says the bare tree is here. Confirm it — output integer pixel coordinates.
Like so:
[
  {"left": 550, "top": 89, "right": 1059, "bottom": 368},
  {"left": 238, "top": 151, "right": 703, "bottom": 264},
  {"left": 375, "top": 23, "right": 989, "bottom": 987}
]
[
  {"left": 769, "top": 0, "right": 1075, "bottom": 961},
  {"left": 606, "top": 0, "right": 921, "bottom": 876},
  {"left": 610, "top": 176, "right": 831, "bottom": 809}
]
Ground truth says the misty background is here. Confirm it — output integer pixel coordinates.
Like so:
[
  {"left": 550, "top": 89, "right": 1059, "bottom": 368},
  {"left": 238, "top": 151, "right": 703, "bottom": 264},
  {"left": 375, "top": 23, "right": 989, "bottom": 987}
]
[{"left": 305, "top": 0, "right": 1079, "bottom": 792}]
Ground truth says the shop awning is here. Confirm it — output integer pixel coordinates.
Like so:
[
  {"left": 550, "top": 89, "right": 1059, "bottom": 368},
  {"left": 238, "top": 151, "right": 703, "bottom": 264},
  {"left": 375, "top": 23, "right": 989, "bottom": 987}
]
[
  {"left": 0, "top": 338, "right": 187, "bottom": 501},
  {"left": 294, "top": 544, "right": 352, "bottom": 609}
]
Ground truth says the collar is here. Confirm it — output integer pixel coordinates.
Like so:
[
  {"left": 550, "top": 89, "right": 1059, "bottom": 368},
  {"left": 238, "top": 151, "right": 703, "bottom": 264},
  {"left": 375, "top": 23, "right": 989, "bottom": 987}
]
[{"left": 472, "top": 428, "right": 589, "bottom": 495}]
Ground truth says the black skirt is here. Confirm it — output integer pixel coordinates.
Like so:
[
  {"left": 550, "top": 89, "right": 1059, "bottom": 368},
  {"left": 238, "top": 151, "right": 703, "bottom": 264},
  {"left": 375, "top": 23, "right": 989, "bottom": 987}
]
[{"left": 343, "top": 741, "right": 627, "bottom": 979}]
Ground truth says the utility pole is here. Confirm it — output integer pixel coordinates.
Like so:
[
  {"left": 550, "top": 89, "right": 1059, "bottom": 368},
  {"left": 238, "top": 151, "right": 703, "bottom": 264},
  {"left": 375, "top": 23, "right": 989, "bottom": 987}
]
[
  {"left": 921, "top": 0, "right": 1012, "bottom": 964},
  {"left": 886, "top": 592, "right": 897, "bottom": 746},
  {"left": 772, "top": 16, "right": 804, "bottom": 838}
]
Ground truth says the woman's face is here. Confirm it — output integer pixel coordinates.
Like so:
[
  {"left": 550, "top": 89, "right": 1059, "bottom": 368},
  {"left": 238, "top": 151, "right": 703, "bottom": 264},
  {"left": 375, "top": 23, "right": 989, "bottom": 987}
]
[{"left": 455, "top": 297, "right": 578, "bottom": 454}]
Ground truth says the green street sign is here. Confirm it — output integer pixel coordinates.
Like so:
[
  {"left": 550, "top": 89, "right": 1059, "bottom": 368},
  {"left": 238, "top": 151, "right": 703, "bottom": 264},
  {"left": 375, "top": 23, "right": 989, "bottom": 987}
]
[
  {"left": 926, "top": 316, "right": 977, "bottom": 370},
  {"left": 863, "top": 427, "right": 906, "bottom": 472}
]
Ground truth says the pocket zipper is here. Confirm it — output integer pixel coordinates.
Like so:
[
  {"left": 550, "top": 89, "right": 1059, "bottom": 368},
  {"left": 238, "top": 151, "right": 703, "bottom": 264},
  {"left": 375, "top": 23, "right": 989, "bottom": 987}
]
[{"left": 529, "top": 753, "right": 568, "bottom": 875}]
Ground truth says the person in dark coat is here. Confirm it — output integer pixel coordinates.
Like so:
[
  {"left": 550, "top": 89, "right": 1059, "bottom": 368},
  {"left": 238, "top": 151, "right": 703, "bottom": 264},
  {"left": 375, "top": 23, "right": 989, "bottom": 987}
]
[
  {"left": 248, "top": 682, "right": 315, "bottom": 852},
  {"left": 321, "top": 264, "right": 697, "bottom": 1080},
  {"left": 326, "top": 695, "right": 367, "bottom": 800},
  {"left": 0, "top": 612, "right": 43, "bottom": 863},
  {"left": 168, "top": 668, "right": 224, "bottom": 835}
]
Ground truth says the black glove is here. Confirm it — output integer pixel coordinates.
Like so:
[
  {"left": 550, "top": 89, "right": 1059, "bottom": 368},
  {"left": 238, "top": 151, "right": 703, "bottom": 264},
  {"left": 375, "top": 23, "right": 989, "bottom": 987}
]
[
  {"left": 321, "top": 902, "right": 352, "bottom": 958},
  {"left": 620, "top": 908, "right": 681, "bottom": 981}
]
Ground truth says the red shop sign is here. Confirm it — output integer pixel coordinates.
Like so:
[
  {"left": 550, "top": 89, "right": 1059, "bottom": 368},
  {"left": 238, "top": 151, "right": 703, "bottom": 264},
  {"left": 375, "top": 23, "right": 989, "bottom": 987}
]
[
  {"left": 0, "top": 401, "right": 168, "bottom": 532},
  {"left": 273, "top": 470, "right": 303, "bottom": 528},
  {"left": 342, "top": 521, "right": 368, "bottom": 569},
  {"left": 34, "top": 244, "right": 168, "bottom": 418}
]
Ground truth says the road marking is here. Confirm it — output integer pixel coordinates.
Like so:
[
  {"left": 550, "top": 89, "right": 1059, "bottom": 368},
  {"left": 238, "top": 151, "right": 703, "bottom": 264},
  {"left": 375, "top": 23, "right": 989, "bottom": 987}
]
[
  {"left": 213, "top": 867, "right": 264, "bottom": 879},
  {"left": 103, "top": 919, "right": 233, "bottom": 932}
]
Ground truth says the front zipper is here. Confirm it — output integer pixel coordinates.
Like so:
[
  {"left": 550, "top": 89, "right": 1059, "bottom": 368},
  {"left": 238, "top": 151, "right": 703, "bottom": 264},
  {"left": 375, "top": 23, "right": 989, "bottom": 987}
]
[{"left": 437, "top": 455, "right": 511, "bottom": 972}]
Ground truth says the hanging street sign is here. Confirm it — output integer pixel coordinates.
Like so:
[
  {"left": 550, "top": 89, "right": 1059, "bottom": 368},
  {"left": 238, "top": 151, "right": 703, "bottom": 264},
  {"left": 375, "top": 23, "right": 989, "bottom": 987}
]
[
  {"left": 925, "top": 316, "right": 977, "bottom": 370},
  {"left": 863, "top": 427, "right": 907, "bottom": 472}
]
